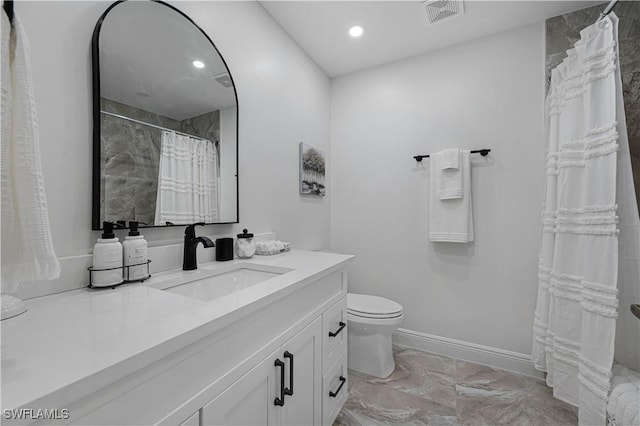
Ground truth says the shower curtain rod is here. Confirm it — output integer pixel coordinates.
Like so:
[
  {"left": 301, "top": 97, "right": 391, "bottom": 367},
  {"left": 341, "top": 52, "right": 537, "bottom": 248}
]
[
  {"left": 597, "top": 0, "right": 618, "bottom": 23},
  {"left": 413, "top": 149, "right": 490, "bottom": 162},
  {"left": 100, "top": 110, "right": 219, "bottom": 144}
]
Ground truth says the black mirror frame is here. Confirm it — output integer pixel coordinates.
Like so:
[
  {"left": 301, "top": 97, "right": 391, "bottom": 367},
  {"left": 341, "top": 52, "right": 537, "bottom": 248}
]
[{"left": 91, "top": 0, "right": 239, "bottom": 230}]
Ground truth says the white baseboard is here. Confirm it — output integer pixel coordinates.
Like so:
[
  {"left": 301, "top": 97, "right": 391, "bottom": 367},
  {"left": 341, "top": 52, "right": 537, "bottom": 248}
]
[{"left": 393, "top": 328, "right": 544, "bottom": 379}]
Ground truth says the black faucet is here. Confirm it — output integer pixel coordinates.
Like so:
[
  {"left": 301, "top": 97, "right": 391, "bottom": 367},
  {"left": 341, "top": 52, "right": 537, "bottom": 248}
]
[{"left": 183, "top": 223, "right": 215, "bottom": 271}]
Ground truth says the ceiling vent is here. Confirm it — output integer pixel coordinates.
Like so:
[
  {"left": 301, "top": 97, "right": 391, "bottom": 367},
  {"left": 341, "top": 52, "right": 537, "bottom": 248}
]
[
  {"left": 421, "top": 0, "right": 464, "bottom": 24},
  {"left": 211, "top": 72, "right": 233, "bottom": 88}
]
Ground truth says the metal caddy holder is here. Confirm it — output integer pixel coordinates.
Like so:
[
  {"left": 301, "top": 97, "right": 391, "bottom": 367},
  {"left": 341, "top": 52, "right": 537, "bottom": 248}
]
[{"left": 88, "top": 260, "right": 152, "bottom": 289}]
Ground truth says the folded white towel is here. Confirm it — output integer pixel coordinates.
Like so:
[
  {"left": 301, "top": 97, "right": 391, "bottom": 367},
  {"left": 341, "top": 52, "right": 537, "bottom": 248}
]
[
  {"left": 608, "top": 364, "right": 640, "bottom": 426},
  {"left": 1, "top": 11, "right": 60, "bottom": 292},
  {"left": 439, "top": 148, "right": 460, "bottom": 170},
  {"left": 435, "top": 149, "right": 464, "bottom": 200},
  {"left": 429, "top": 150, "right": 473, "bottom": 243},
  {"left": 255, "top": 240, "right": 291, "bottom": 256}
]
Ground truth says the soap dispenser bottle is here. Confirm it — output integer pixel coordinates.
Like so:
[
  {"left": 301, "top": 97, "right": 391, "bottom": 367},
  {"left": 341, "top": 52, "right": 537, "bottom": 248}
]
[
  {"left": 123, "top": 221, "right": 149, "bottom": 282},
  {"left": 92, "top": 221, "right": 123, "bottom": 287}
]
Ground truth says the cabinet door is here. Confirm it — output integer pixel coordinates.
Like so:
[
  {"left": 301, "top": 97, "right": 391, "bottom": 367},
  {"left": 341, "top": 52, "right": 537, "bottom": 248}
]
[
  {"left": 280, "top": 317, "right": 322, "bottom": 426},
  {"left": 179, "top": 411, "right": 200, "bottom": 426},
  {"left": 201, "top": 349, "right": 281, "bottom": 426}
]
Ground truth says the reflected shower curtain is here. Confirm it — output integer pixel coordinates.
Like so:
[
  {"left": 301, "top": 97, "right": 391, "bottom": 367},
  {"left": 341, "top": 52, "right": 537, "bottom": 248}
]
[
  {"left": 533, "top": 14, "right": 640, "bottom": 425},
  {"left": 154, "top": 131, "right": 219, "bottom": 225}
]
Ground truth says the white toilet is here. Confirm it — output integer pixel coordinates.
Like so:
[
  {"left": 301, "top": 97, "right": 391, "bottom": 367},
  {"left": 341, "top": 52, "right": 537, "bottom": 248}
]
[{"left": 347, "top": 293, "right": 404, "bottom": 378}]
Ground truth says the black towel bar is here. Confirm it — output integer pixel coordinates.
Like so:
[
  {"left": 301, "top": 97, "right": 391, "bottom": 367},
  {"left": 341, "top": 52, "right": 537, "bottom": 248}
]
[{"left": 413, "top": 149, "right": 491, "bottom": 162}]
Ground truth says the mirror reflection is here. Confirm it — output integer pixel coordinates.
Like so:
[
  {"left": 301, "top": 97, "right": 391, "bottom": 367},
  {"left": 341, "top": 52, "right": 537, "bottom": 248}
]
[{"left": 93, "top": 0, "right": 238, "bottom": 229}]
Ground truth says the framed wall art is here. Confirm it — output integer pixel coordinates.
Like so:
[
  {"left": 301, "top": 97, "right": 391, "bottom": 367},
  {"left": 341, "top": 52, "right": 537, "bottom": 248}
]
[{"left": 299, "top": 142, "right": 325, "bottom": 196}]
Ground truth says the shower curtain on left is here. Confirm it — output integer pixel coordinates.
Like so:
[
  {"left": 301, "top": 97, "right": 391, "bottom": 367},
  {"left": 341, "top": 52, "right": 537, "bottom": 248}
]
[
  {"left": 532, "top": 14, "right": 640, "bottom": 425},
  {"left": 154, "top": 131, "right": 219, "bottom": 225}
]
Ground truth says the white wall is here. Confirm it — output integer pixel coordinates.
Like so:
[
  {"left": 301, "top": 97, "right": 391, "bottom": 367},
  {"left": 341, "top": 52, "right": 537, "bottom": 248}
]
[
  {"left": 330, "top": 23, "right": 545, "bottom": 355},
  {"left": 14, "top": 1, "right": 547, "bottom": 356},
  {"left": 219, "top": 106, "right": 238, "bottom": 222},
  {"left": 16, "top": 1, "right": 330, "bottom": 297}
]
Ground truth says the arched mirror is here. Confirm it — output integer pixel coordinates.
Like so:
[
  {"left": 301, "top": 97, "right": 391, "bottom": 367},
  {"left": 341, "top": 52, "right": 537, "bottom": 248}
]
[{"left": 92, "top": 0, "right": 238, "bottom": 230}]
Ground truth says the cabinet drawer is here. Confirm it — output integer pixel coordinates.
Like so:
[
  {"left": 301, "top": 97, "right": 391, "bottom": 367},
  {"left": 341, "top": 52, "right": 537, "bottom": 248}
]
[
  {"left": 322, "top": 296, "right": 347, "bottom": 374},
  {"left": 322, "top": 351, "right": 348, "bottom": 425}
]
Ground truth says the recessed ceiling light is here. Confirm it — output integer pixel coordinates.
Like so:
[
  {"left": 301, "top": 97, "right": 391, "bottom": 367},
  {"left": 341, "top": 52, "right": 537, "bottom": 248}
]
[
  {"left": 349, "top": 25, "right": 364, "bottom": 38},
  {"left": 192, "top": 60, "right": 205, "bottom": 69}
]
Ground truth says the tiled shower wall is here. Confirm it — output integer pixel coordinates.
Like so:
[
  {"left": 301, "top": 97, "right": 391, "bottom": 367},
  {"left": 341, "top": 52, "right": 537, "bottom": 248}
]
[
  {"left": 546, "top": 2, "right": 640, "bottom": 212},
  {"left": 100, "top": 98, "right": 220, "bottom": 225}
]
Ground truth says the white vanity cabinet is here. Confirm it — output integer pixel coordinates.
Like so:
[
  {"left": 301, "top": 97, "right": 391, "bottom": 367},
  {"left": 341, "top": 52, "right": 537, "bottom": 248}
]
[
  {"left": 199, "top": 347, "right": 280, "bottom": 426},
  {"left": 201, "top": 317, "right": 322, "bottom": 426},
  {"left": 55, "top": 262, "right": 351, "bottom": 426}
]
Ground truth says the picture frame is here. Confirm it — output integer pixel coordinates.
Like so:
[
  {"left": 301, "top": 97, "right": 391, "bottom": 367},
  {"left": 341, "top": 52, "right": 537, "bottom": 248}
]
[{"left": 299, "top": 142, "right": 326, "bottom": 196}]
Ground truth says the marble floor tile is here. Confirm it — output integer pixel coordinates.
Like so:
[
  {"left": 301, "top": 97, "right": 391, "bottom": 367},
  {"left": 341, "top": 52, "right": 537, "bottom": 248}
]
[
  {"left": 334, "top": 346, "right": 578, "bottom": 426},
  {"left": 522, "top": 377, "right": 578, "bottom": 426},
  {"left": 455, "top": 360, "right": 530, "bottom": 425},
  {"left": 456, "top": 387, "right": 530, "bottom": 426},
  {"left": 455, "top": 360, "right": 527, "bottom": 391}
]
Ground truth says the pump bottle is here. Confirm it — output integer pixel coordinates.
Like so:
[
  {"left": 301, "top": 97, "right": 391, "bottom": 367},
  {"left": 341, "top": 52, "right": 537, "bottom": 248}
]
[
  {"left": 123, "top": 221, "right": 149, "bottom": 281},
  {"left": 92, "top": 221, "right": 123, "bottom": 287}
]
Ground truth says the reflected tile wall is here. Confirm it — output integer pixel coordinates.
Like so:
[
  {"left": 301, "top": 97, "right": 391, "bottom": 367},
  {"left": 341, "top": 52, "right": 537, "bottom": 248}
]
[
  {"left": 100, "top": 98, "right": 219, "bottom": 225},
  {"left": 546, "top": 2, "right": 640, "bottom": 212},
  {"left": 181, "top": 109, "right": 220, "bottom": 144}
]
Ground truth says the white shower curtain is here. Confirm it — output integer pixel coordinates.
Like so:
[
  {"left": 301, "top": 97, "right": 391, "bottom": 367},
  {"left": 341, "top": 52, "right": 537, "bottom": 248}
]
[
  {"left": 533, "top": 14, "right": 640, "bottom": 425},
  {"left": 154, "top": 131, "right": 219, "bottom": 225}
]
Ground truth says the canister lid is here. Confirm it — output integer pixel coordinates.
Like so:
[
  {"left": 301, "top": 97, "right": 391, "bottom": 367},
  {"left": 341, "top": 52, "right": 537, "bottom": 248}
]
[{"left": 237, "top": 228, "right": 254, "bottom": 238}]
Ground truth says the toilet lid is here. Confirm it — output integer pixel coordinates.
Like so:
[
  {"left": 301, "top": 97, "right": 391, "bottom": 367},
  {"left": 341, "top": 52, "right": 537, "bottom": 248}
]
[{"left": 347, "top": 293, "right": 403, "bottom": 318}]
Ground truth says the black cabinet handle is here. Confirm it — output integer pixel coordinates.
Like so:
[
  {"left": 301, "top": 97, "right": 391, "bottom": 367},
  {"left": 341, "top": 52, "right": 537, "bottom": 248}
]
[
  {"left": 329, "top": 375, "right": 346, "bottom": 398},
  {"left": 274, "top": 359, "right": 285, "bottom": 406},
  {"left": 284, "top": 351, "right": 294, "bottom": 396},
  {"left": 329, "top": 321, "right": 346, "bottom": 337}
]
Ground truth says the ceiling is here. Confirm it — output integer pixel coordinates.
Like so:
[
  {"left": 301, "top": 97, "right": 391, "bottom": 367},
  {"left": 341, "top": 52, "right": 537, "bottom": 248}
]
[
  {"left": 260, "top": 0, "right": 607, "bottom": 77},
  {"left": 100, "top": 1, "right": 236, "bottom": 121}
]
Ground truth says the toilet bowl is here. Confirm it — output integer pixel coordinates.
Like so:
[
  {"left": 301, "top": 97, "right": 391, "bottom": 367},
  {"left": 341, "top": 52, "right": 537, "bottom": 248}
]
[{"left": 347, "top": 293, "right": 403, "bottom": 378}]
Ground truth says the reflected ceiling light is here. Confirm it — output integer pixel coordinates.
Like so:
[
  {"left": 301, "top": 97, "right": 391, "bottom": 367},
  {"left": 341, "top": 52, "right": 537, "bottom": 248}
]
[
  {"left": 349, "top": 25, "right": 364, "bottom": 38},
  {"left": 192, "top": 60, "right": 205, "bottom": 69}
]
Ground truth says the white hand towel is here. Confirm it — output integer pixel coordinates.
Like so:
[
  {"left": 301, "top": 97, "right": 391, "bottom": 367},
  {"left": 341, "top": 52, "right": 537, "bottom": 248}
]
[
  {"left": 436, "top": 149, "right": 464, "bottom": 200},
  {"left": 255, "top": 240, "right": 291, "bottom": 255},
  {"left": 439, "top": 148, "right": 460, "bottom": 170},
  {"left": 1, "top": 11, "right": 60, "bottom": 292},
  {"left": 429, "top": 150, "right": 473, "bottom": 243}
]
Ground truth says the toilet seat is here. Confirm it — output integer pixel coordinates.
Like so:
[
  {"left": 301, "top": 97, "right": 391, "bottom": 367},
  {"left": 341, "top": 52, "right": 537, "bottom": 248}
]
[
  {"left": 347, "top": 311, "right": 404, "bottom": 326},
  {"left": 347, "top": 293, "right": 403, "bottom": 319}
]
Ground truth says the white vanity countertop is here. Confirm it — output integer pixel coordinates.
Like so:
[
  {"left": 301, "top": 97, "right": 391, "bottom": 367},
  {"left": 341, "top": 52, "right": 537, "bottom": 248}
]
[{"left": 1, "top": 250, "right": 353, "bottom": 411}]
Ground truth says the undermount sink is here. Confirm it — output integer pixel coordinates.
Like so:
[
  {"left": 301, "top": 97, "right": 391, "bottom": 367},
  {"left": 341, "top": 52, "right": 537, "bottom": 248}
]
[{"left": 161, "top": 263, "right": 293, "bottom": 302}]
